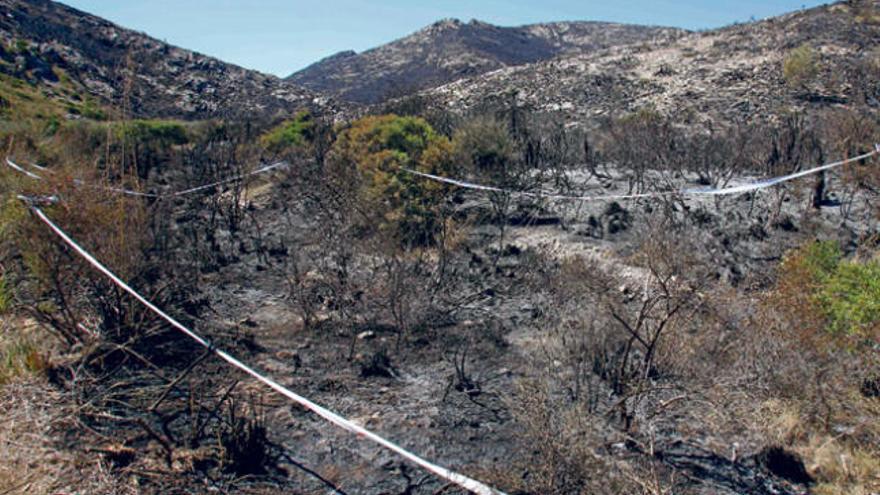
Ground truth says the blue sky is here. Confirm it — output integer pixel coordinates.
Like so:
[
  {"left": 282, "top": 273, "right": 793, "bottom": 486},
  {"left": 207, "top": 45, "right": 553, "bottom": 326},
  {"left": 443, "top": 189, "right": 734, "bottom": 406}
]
[{"left": 60, "top": 1, "right": 828, "bottom": 77}]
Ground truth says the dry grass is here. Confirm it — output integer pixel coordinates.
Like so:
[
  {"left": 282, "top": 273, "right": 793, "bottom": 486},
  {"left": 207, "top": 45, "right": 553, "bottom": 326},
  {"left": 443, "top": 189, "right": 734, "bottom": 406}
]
[
  {"left": 0, "top": 319, "right": 49, "bottom": 387},
  {"left": 755, "top": 399, "right": 810, "bottom": 445},
  {"left": 0, "top": 317, "right": 135, "bottom": 495},
  {"left": 0, "top": 377, "right": 135, "bottom": 495},
  {"left": 809, "top": 437, "right": 880, "bottom": 495},
  {"left": 752, "top": 383, "right": 880, "bottom": 494}
]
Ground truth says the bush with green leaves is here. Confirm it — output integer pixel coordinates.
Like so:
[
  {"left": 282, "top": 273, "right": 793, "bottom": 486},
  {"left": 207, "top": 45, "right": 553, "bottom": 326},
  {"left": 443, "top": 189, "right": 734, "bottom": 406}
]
[
  {"left": 816, "top": 255, "right": 880, "bottom": 337},
  {"left": 0, "top": 275, "right": 9, "bottom": 314},
  {"left": 452, "top": 116, "right": 516, "bottom": 179},
  {"left": 260, "top": 109, "right": 315, "bottom": 152},
  {"left": 783, "top": 44, "right": 819, "bottom": 90},
  {"left": 119, "top": 119, "right": 189, "bottom": 145},
  {"left": 779, "top": 240, "right": 880, "bottom": 340},
  {"left": 328, "top": 114, "right": 454, "bottom": 246}
]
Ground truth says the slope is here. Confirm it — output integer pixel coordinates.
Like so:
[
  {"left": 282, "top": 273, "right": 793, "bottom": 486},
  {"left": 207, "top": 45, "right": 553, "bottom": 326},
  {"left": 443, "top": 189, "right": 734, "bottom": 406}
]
[
  {"left": 0, "top": 0, "right": 338, "bottom": 120},
  {"left": 427, "top": 2, "right": 880, "bottom": 125},
  {"left": 287, "top": 18, "right": 685, "bottom": 104}
]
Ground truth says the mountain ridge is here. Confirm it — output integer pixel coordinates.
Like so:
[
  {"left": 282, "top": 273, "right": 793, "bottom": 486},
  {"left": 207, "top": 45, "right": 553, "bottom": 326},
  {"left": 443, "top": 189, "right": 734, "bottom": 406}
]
[
  {"left": 287, "top": 18, "right": 687, "bottom": 104},
  {"left": 423, "top": 2, "right": 880, "bottom": 126},
  {"left": 0, "top": 0, "right": 342, "bottom": 120}
]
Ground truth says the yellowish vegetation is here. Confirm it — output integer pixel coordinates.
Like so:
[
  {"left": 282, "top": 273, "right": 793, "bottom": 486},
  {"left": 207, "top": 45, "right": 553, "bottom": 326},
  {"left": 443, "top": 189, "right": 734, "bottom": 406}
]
[
  {"left": 850, "top": 0, "right": 880, "bottom": 24},
  {"left": 756, "top": 240, "right": 880, "bottom": 495},
  {"left": 0, "top": 319, "right": 47, "bottom": 386},
  {"left": 329, "top": 114, "right": 456, "bottom": 245},
  {"left": 783, "top": 44, "right": 819, "bottom": 90}
]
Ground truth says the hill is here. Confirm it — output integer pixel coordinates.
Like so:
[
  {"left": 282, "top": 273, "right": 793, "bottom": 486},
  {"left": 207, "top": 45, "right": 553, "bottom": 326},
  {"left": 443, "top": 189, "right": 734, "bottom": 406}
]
[
  {"left": 287, "top": 18, "right": 685, "bottom": 104},
  {"left": 0, "top": 0, "right": 338, "bottom": 120},
  {"left": 426, "top": 2, "right": 880, "bottom": 125}
]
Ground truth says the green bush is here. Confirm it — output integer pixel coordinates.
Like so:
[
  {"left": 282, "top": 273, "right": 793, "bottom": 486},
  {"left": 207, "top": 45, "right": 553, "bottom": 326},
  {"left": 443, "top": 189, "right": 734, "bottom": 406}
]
[
  {"left": 260, "top": 110, "right": 314, "bottom": 152},
  {"left": 797, "top": 240, "right": 843, "bottom": 280},
  {"left": 783, "top": 44, "right": 819, "bottom": 90},
  {"left": 452, "top": 116, "right": 516, "bottom": 178},
  {"left": 781, "top": 240, "right": 880, "bottom": 338},
  {"left": 120, "top": 119, "right": 189, "bottom": 145},
  {"left": 817, "top": 258, "right": 880, "bottom": 336},
  {"left": 329, "top": 114, "right": 454, "bottom": 245},
  {"left": 0, "top": 275, "right": 9, "bottom": 314},
  {"left": 43, "top": 115, "right": 61, "bottom": 136}
]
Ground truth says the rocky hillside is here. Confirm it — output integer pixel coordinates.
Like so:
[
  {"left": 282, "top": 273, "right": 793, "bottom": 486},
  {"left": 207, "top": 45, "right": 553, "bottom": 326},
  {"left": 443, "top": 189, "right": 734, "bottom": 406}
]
[
  {"left": 426, "top": 2, "right": 880, "bottom": 125},
  {"left": 0, "top": 0, "right": 339, "bottom": 120},
  {"left": 287, "top": 18, "right": 685, "bottom": 104}
]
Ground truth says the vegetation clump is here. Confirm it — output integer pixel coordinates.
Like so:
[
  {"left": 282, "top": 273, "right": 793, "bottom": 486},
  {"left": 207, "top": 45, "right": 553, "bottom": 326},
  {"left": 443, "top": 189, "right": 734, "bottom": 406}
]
[
  {"left": 260, "top": 109, "right": 315, "bottom": 152},
  {"left": 452, "top": 115, "right": 516, "bottom": 176},
  {"left": 783, "top": 44, "right": 819, "bottom": 91},
  {"left": 118, "top": 119, "right": 189, "bottom": 145},
  {"left": 0, "top": 275, "right": 9, "bottom": 315},
  {"left": 779, "top": 240, "right": 880, "bottom": 340},
  {"left": 329, "top": 114, "right": 455, "bottom": 246}
]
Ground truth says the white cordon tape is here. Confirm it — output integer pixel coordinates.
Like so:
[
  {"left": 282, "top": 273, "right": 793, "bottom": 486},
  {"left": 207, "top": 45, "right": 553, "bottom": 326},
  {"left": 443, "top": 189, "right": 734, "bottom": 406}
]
[
  {"left": 26, "top": 205, "right": 507, "bottom": 495},
  {"left": 16, "top": 194, "right": 58, "bottom": 205},
  {"left": 6, "top": 157, "right": 288, "bottom": 199},
  {"left": 5, "top": 157, "right": 42, "bottom": 180},
  {"left": 167, "top": 162, "right": 288, "bottom": 197},
  {"left": 403, "top": 147, "right": 880, "bottom": 202},
  {"left": 402, "top": 168, "right": 669, "bottom": 201},
  {"left": 6, "top": 160, "right": 162, "bottom": 198}
]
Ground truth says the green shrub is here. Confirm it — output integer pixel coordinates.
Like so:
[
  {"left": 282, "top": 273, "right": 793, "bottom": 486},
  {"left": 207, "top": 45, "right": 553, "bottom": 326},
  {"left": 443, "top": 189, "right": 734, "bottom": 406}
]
[
  {"left": 260, "top": 109, "right": 314, "bottom": 152},
  {"left": 783, "top": 44, "right": 819, "bottom": 90},
  {"left": 0, "top": 333, "right": 46, "bottom": 386},
  {"left": 329, "top": 114, "right": 454, "bottom": 245},
  {"left": 0, "top": 275, "right": 9, "bottom": 314},
  {"left": 119, "top": 119, "right": 189, "bottom": 145},
  {"left": 797, "top": 240, "right": 843, "bottom": 281},
  {"left": 779, "top": 240, "right": 880, "bottom": 339},
  {"left": 817, "top": 259, "right": 880, "bottom": 336},
  {"left": 452, "top": 116, "right": 516, "bottom": 178},
  {"left": 43, "top": 115, "right": 60, "bottom": 136},
  {"left": 76, "top": 100, "right": 107, "bottom": 121}
]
